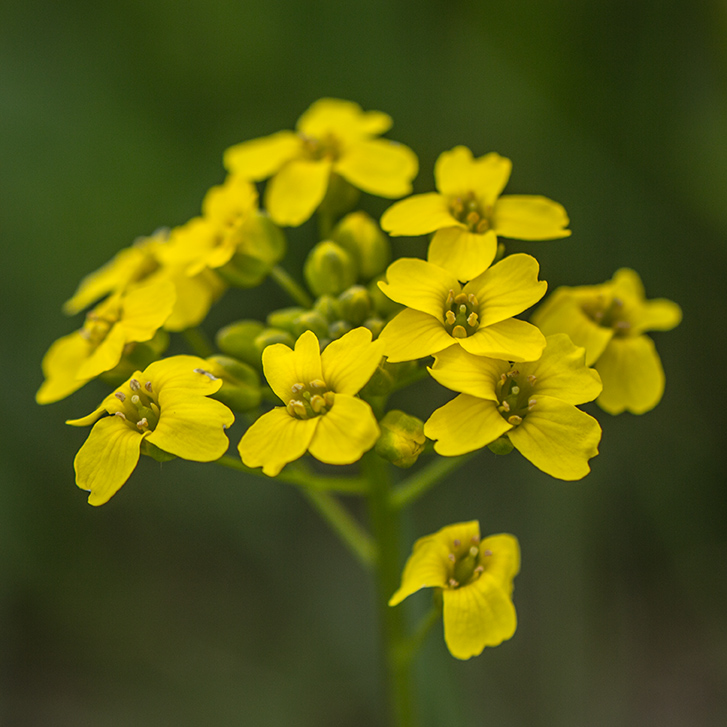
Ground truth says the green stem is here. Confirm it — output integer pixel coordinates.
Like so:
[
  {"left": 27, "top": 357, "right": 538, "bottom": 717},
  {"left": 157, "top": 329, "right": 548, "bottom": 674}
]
[
  {"left": 364, "top": 452, "right": 416, "bottom": 727},
  {"left": 396, "top": 606, "right": 441, "bottom": 669},
  {"left": 299, "top": 489, "right": 376, "bottom": 569},
  {"left": 390, "top": 364, "right": 430, "bottom": 393},
  {"left": 390, "top": 453, "right": 475, "bottom": 511},
  {"left": 216, "top": 454, "right": 368, "bottom": 494},
  {"left": 182, "top": 327, "right": 215, "bottom": 358},
  {"left": 270, "top": 266, "right": 314, "bottom": 308}
]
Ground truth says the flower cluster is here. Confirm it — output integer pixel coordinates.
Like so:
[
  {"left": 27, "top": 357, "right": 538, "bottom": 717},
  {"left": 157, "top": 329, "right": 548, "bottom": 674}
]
[{"left": 40, "top": 98, "right": 680, "bottom": 663}]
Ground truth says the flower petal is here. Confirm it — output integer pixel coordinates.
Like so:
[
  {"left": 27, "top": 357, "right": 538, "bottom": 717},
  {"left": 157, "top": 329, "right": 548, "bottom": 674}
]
[
  {"left": 594, "top": 335, "right": 665, "bottom": 414},
  {"left": 435, "top": 147, "right": 512, "bottom": 205},
  {"left": 36, "top": 332, "right": 93, "bottom": 404},
  {"left": 493, "top": 195, "right": 571, "bottom": 240},
  {"left": 223, "top": 131, "right": 302, "bottom": 179},
  {"left": 425, "top": 394, "right": 511, "bottom": 456},
  {"left": 145, "top": 355, "right": 223, "bottom": 396},
  {"left": 636, "top": 298, "right": 683, "bottom": 333},
  {"left": 74, "top": 416, "right": 144, "bottom": 506},
  {"left": 508, "top": 396, "right": 601, "bottom": 480},
  {"left": 460, "top": 318, "right": 546, "bottom": 362},
  {"left": 442, "top": 573, "right": 517, "bottom": 659},
  {"left": 428, "top": 346, "right": 504, "bottom": 401},
  {"left": 428, "top": 227, "right": 498, "bottom": 282},
  {"left": 465, "top": 253, "right": 547, "bottom": 326},
  {"left": 380, "top": 193, "right": 458, "bottom": 236},
  {"left": 75, "top": 323, "right": 128, "bottom": 380},
  {"left": 296, "top": 98, "right": 392, "bottom": 142},
  {"left": 307, "top": 394, "right": 380, "bottom": 465},
  {"left": 335, "top": 139, "right": 418, "bottom": 198},
  {"left": 265, "top": 158, "right": 332, "bottom": 227},
  {"left": 117, "top": 279, "right": 176, "bottom": 342},
  {"left": 263, "top": 330, "right": 323, "bottom": 403},
  {"left": 479, "top": 534, "right": 521, "bottom": 594},
  {"left": 320, "top": 327, "right": 383, "bottom": 395},
  {"left": 238, "top": 407, "right": 318, "bottom": 476},
  {"left": 378, "top": 309, "right": 455, "bottom": 363},
  {"left": 378, "top": 258, "right": 459, "bottom": 317}
]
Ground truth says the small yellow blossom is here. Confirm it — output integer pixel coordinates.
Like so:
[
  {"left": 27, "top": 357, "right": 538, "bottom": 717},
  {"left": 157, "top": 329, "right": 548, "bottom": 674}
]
[
  {"left": 224, "top": 98, "right": 419, "bottom": 227},
  {"left": 532, "top": 269, "right": 682, "bottom": 414},
  {"left": 67, "top": 356, "right": 235, "bottom": 506},
  {"left": 424, "top": 335, "right": 602, "bottom": 480},
  {"left": 238, "top": 328, "right": 383, "bottom": 475},
  {"left": 377, "top": 254, "right": 547, "bottom": 363},
  {"left": 37, "top": 280, "right": 176, "bottom": 404},
  {"left": 381, "top": 145, "right": 570, "bottom": 281},
  {"left": 390, "top": 521, "right": 520, "bottom": 660}
]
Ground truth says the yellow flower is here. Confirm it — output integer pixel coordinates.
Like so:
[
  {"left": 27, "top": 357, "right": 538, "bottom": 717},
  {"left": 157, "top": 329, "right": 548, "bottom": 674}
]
[
  {"left": 381, "top": 145, "right": 570, "bottom": 281},
  {"left": 66, "top": 356, "right": 235, "bottom": 506},
  {"left": 238, "top": 328, "right": 383, "bottom": 476},
  {"left": 424, "top": 334, "right": 602, "bottom": 480},
  {"left": 223, "top": 98, "right": 419, "bottom": 227},
  {"left": 37, "top": 280, "right": 176, "bottom": 404},
  {"left": 377, "top": 254, "right": 547, "bottom": 363},
  {"left": 389, "top": 521, "right": 520, "bottom": 660},
  {"left": 532, "top": 269, "right": 682, "bottom": 414}
]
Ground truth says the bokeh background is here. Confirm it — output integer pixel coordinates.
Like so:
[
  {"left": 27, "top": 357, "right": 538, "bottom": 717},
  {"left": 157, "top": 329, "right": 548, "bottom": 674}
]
[{"left": 2, "top": 1, "right": 726, "bottom": 725}]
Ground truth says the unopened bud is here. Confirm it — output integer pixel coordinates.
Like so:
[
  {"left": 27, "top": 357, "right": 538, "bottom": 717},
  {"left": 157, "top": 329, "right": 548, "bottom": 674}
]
[
  {"left": 304, "top": 241, "right": 358, "bottom": 297},
  {"left": 338, "top": 285, "right": 372, "bottom": 325},
  {"left": 313, "top": 294, "right": 341, "bottom": 322},
  {"left": 487, "top": 436, "right": 514, "bottom": 456},
  {"left": 375, "top": 410, "right": 427, "bottom": 469},
  {"left": 331, "top": 211, "right": 391, "bottom": 281},
  {"left": 216, "top": 320, "right": 266, "bottom": 368},
  {"left": 203, "top": 355, "right": 261, "bottom": 411},
  {"left": 291, "top": 310, "right": 330, "bottom": 339}
]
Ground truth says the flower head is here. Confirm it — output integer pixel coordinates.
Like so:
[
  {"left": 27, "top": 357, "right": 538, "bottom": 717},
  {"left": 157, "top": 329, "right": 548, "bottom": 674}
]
[
  {"left": 223, "top": 98, "right": 418, "bottom": 227},
  {"left": 424, "top": 334, "right": 602, "bottom": 480},
  {"left": 532, "top": 269, "right": 682, "bottom": 414},
  {"left": 377, "top": 254, "right": 547, "bottom": 363},
  {"left": 390, "top": 521, "right": 520, "bottom": 660},
  {"left": 238, "top": 328, "right": 383, "bottom": 475},
  {"left": 66, "top": 356, "right": 235, "bottom": 506},
  {"left": 381, "top": 145, "right": 570, "bottom": 281}
]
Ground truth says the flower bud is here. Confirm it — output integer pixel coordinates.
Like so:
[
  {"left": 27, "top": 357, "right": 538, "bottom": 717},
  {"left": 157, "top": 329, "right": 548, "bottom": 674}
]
[
  {"left": 203, "top": 355, "right": 262, "bottom": 412},
  {"left": 338, "top": 285, "right": 372, "bottom": 325},
  {"left": 363, "top": 317, "right": 386, "bottom": 339},
  {"left": 266, "top": 307, "right": 308, "bottom": 335},
  {"left": 368, "top": 276, "right": 404, "bottom": 318},
  {"left": 487, "top": 436, "right": 514, "bottom": 456},
  {"left": 317, "top": 172, "right": 361, "bottom": 224},
  {"left": 331, "top": 211, "right": 391, "bottom": 281},
  {"left": 291, "top": 310, "right": 330, "bottom": 339},
  {"left": 252, "top": 328, "right": 296, "bottom": 365},
  {"left": 313, "top": 294, "right": 341, "bottom": 322},
  {"left": 216, "top": 320, "right": 266, "bottom": 367},
  {"left": 375, "top": 410, "right": 427, "bottom": 469},
  {"left": 327, "top": 320, "right": 353, "bottom": 340},
  {"left": 304, "top": 241, "right": 358, "bottom": 297}
]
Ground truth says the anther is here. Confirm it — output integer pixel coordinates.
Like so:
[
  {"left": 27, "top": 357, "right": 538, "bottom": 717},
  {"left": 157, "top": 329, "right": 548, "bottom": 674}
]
[
  {"left": 467, "top": 312, "right": 478, "bottom": 327},
  {"left": 291, "top": 383, "right": 304, "bottom": 394},
  {"left": 451, "top": 325, "right": 467, "bottom": 338},
  {"left": 129, "top": 379, "right": 141, "bottom": 392},
  {"left": 448, "top": 578, "right": 459, "bottom": 588},
  {"left": 291, "top": 400, "right": 307, "bottom": 419},
  {"left": 467, "top": 294, "right": 477, "bottom": 306},
  {"left": 466, "top": 211, "right": 480, "bottom": 227},
  {"left": 115, "top": 392, "right": 126, "bottom": 402},
  {"left": 445, "top": 310, "right": 456, "bottom": 325},
  {"left": 527, "top": 374, "right": 537, "bottom": 384},
  {"left": 193, "top": 368, "right": 218, "bottom": 381},
  {"left": 136, "top": 418, "right": 149, "bottom": 430},
  {"left": 484, "top": 549, "right": 492, "bottom": 557},
  {"left": 448, "top": 553, "right": 456, "bottom": 562},
  {"left": 471, "top": 535, "right": 480, "bottom": 544},
  {"left": 476, "top": 219, "right": 489, "bottom": 234},
  {"left": 474, "top": 565, "right": 484, "bottom": 574},
  {"left": 310, "top": 395, "right": 326, "bottom": 413},
  {"left": 528, "top": 398, "right": 537, "bottom": 410},
  {"left": 309, "top": 379, "right": 326, "bottom": 390},
  {"left": 114, "top": 411, "right": 127, "bottom": 420},
  {"left": 145, "top": 381, "right": 153, "bottom": 392},
  {"left": 511, "top": 385, "right": 520, "bottom": 394},
  {"left": 508, "top": 415, "right": 523, "bottom": 425},
  {"left": 323, "top": 391, "right": 335, "bottom": 408},
  {"left": 453, "top": 539, "right": 461, "bottom": 548},
  {"left": 446, "top": 289, "right": 455, "bottom": 307},
  {"left": 469, "top": 546, "right": 479, "bottom": 557},
  {"left": 131, "top": 395, "right": 141, "bottom": 405},
  {"left": 500, "top": 401, "right": 511, "bottom": 412},
  {"left": 500, "top": 373, "right": 508, "bottom": 384}
]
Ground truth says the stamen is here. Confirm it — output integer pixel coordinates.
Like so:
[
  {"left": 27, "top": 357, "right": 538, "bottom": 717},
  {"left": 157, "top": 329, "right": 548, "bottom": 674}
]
[
  {"left": 114, "top": 411, "right": 127, "bottom": 420},
  {"left": 291, "top": 400, "right": 307, "bottom": 419},
  {"left": 448, "top": 578, "right": 459, "bottom": 588},
  {"left": 508, "top": 415, "right": 523, "bottom": 426},
  {"left": 131, "top": 395, "right": 141, "bottom": 405},
  {"left": 474, "top": 565, "right": 484, "bottom": 574},
  {"left": 500, "top": 373, "right": 508, "bottom": 384},
  {"left": 459, "top": 304, "right": 467, "bottom": 314},
  {"left": 309, "top": 379, "right": 326, "bottom": 390},
  {"left": 528, "top": 398, "right": 537, "bottom": 410},
  {"left": 129, "top": 378, "right": 141, "bottom": 392},
  {"left": 476, "top": 219, "right": 489, "bottom": 233},
  {"left": 323, "top": 391, "right": 335, "bottom": 407},
  {"left": 453, "top": 539, "right": 461, "bottom": 548},
  {"left": 193, "top": 368, "right": 218, "bottom": 381},
  {"left": 136, "top": 418, "right": 149, "bottom": 430},
  {"left": 145, "top": 381, "right": 153, "bottom": 392},
  {"left": 467, "top": 312, "right": 478, "bottom": 327},
  {"left": 471, "top": 535, "right": 480, "bottom": 544},
  {"left": 291, "top": 383, "right": 304, "bottom": 394},
  {"left": 467, "top": 294, "right": 477, "bottom": 306},
  {"left": 469, "top": 546, "right": 479, "bottom": 557},
  {"left": 310, "top": 395, "right": 326, "bottom": 413},
  {"left": 500, "top": 401, "right": 511, "bottom": 412},
  {"left": 484, "top": 549, "right": 492, "bottom": 557},
  {"left": 445, "top": 310, "right": 456, "bottom": 325},
  {"left": 115, "top": 392, "right": 126, "bottom": 402},
  {"left": 448, "top": 553, "right": 456, "bottom": 562},
  {"left": 511, "top": 385, "right": 520, "bottom": 394},
  {"left": 527, "top": 374, "right": 537, "bottom": 384},
  {"left": 451, "top": 325, "right": 467, "bottom": 338},
  {"left": 446, "top": 289, "right": 455, "bottom": 307},
  {"left": 466, "top": 210, "right": 480, "bottom": 227}
]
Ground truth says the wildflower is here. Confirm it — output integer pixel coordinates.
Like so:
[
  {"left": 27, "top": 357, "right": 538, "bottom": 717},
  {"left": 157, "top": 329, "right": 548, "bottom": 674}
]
[
  {"left": 238, "top": 328, "right": 383, "bottom": 475},
  {"left": 67, "top": 356, "right": 235, "bottom": 506},
  {"left": 424, "top": 334, "right": 602, "bottom": 480},
  {"left": 224, "top": 98, "right": 418, "bottom": 227},
  {"left": 532, "top": 269, "right": 682, "bottom": 414},
  {"left": 389, "top": 521, "right": 520, "bottom": 660},
  {"left": 381, "top": 145, "right": 570, "bottom": 281},
  {"left": 377, "top": 254, "right": 547, "bottom": 363},
  {"left": 37, "top": 280, "right": 176, "bottom": 404}
]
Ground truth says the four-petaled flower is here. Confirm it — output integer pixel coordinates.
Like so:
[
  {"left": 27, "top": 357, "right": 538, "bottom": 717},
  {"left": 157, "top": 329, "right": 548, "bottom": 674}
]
[
  {"left": 67, "top": 356, "right": 235, "bottom": 506},
  {"left": 532, "top": 268, "right": 682, "bottom": 414},
  {"left": 381, "top": 145, "right": 570, "bottom": 281},
  {"left": 223, "top": 98, "right": 418, "bottom": 227},
  {"left": 389, "top": 521, "right": 520, "bottom": 660},
  {"left": 424, "top": 334, "right": 603, "bottom": 480},
  {"left": 238, "top": 328, "right": 384, "bottom": 475},
  {"left": 377, "top": 254, "right": 547, "bottom": 363}
]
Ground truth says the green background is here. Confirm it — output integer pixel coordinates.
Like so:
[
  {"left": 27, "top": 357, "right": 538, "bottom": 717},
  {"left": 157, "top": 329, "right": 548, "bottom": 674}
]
[{"left": 2, "top": 1, "right": 726, "bottom": 725}]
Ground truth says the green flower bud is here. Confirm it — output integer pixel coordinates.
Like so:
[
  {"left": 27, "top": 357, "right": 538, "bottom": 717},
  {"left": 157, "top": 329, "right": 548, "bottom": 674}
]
[
  {"left": 487, "top": 436, "right": 514, "bottom": 456},
  {"left": 216, "top": 320, "right": 266, "bottom": 367},
  {"left": 304, "top": 241, "right": 358, "bottom": 297},
  {"left": 331, "top": 211, "right": 391, "bottom": 281},
  {"left": 252, "top": 328, "right": 296, "bottom": 365},
  {"left": 266, "top": 307, "right": 308, "bottom": 335},
  {"left": 291, "top": 310, "right": 330, "bottom": 339},
  {"left": 375, "top": 410, "right": 427, "bottom": 469},
  {"left": 203, "top": 355, "right": 262, "bottom": 412},
  {"left": 368, "top": 276, "right": 404, "bottom": 318},
  {"left": 313, "top": 294, "right": 341, "bottom": 322},
  {"left": 327, "top": 320, "right": 353, "bottom": 340},
  {"left": 338, "top": 285, "right": 372, "bottom": 325},
  {"left": 317, "top": 173, "right": 361, "bottom": 225},
  {"left": 217, "top": 212, "right": 286, "bottom": 288},
  {"left": 363, "top": 317, "right": 385, "bottom": 339},
  {"left": 100, "top": 330, "right": 170, "bottom": 386}
]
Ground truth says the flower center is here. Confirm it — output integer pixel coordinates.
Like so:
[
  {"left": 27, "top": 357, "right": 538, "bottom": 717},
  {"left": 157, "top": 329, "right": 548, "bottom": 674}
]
[
  {"left": 113, "top": 378, "right": 161, "bottom": 432},
  {"left": 80, "top": 306, "right": 120, "bottom": 346},
  {"left": 446, "top": 534, "right": 492, "bottom": 589},
  {"left": 580, "top": 294, "right": 632, "bottom": 337},
  {"left": 496, "top": 367, "right": 538, "bottom": 427},
  {"left": 449, "top": 193, "right": 491, "bottom": 234},
  {"left": 443, "top": 290, "right": 480, "bottom": 338},
  {"left": 287, "top": 378, "right": 335, "bottom": 420},
  {"left": 300, "top": 133, "right": 341, "bottom": 162}
]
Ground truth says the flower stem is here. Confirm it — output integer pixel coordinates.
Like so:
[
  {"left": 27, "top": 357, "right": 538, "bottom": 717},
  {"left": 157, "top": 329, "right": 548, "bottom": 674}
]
[
  {"left": 182, "top": 327, "right": 215, "bottom": 358},
  {"left": 270, "top": 265, "right": 314, "bottom": 308},
  {"left": 390, "top": 453, "right": 475, "bottom": 511},
  {"left": 299, "top": 489, "right": 376, "bottom": 569},
  {"left": 364, "top": 451, "right": 417, "bottom": 727},
  {"left": 396, "top": 605, "right": 441, "bottom": 669}
]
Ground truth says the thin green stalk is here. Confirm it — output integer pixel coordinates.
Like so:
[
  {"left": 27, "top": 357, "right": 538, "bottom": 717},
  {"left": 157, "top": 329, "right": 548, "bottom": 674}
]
[
  {"left": 299, "top": 489, "right": 376, "bottom": 569},
  {"left": 395, "top": 606, "right": 441, "bottom": 669},
  {"left": 182, "top": 327, "right": 215, "bottom": 358},
  {"left": 390, "top": 453, "right": 475, "bottom": 511},
  {"left": 270, "top": 265, "right": 314, "bottom": 308},
  {"left": 365, "top": 452, "right": 416, "bottom": 727}
]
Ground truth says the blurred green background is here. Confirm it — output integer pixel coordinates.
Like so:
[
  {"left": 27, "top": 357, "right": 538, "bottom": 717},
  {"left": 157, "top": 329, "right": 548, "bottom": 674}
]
[{"left": 2, "top": 0, "right": 726, "bottom": 725}]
